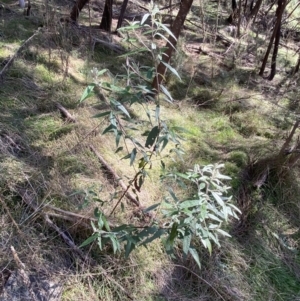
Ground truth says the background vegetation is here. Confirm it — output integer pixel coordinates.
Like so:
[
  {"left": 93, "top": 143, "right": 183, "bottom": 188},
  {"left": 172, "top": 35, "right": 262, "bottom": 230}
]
[{"left": 1, "top": 0, "right": 300, "bottom": 300}]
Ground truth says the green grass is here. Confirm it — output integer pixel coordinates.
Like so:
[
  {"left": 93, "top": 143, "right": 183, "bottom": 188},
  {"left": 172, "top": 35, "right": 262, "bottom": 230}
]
[{"left": 1, "top": 1, "right": 300, "bottom": 301}]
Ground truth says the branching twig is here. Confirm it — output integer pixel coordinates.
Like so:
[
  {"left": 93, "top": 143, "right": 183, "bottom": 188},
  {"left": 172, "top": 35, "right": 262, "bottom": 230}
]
[{"left": 0, "top": 28, "right": 40, "bottom": 80}]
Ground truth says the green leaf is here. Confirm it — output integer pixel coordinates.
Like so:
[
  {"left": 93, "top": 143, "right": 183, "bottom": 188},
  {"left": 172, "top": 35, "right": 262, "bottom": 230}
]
[
  {"left": 175, "top": 172, "right": 190, "bottom": 180},
  {"left": 102, "top": 124, "right": 117, "bottom": 135},
  {"left": 179, "top": 200, "right": 201, "bottom": 209},
  {"left": 159, "top": 23, "right": 177, "bottom": 40},
  {"left": 118, "top": 22, "right": 141, "bottom": 31},
  {"left": 141, "top": 228, "right": 166, "bottom": 246},
  {"left": 97, "top": 69, "right": 108, "bottom": 76},
  {"left": 125, "top": 239, "right": 136, "bottom": 258},
  {"left": 109, "top": 111, "right": 117, "bottom": 127},
  {"left": 154, "top": 32, "right": 173, "bottom": 46},
  {"left": 182, "top": 232, "right": 191, "bottom": 256},
  {"left": 116, "top": 131, "right": 122, "bottom": 147},
  {"left": 108, "top": 234, "right": 119, "bottom": 254},
  {"left": 143, "top": 203, "right": 160, "bottom": 213},
  {"left": 160, "top": 84, "right": 173, "bottom": 102},
  {"left": 168, "top": 188, "right": 179, "bottom": 203},
  {"left": 169, "top": 222, "right": 178, "bottom": 243},
  {"left": 141, "top": 13, "right": 150, "bottom": 25},
  {"left": 102, "top": 214, "right": 111, "bottom": 231},
  {"left": 115, "top": 146, "right": 123, "bottom": 153},
  {"left": 188, "top": 247, "right": 201, "bottom": 268},
  {"left": 161, "top": 61, "right": 181, "bottom": 80},
  {"left": 216, "top": 229, "right": 231, "bottom": 237},
  {"left": 201, "top": 237, "right": 212, "bottom": 254},
  {"left": 130, "top": 148, "right": 137, "bottom": 166},
  {"left": 92, "top": 111, "right": 111, "bottom": 118},
  {"left": 79, "top": 233, "right": 99, "bottom": 247},
  {"left": 158, "top": 136, "right": 168, "bottom": 152},
  {"left": 110, "top": 99, "right": 130, "bottom": 118},
  {"left": 79, "top": 84, "right": 95, "bottom": 103},
  {"left": 145, "top": 126, "right": 160, "bottom": 148},
  {"left": 211, "top": 191, "right": 225, "bottom": 207},
  {"left": 207, "top": 213, "right": 222, "bottom": 222}
]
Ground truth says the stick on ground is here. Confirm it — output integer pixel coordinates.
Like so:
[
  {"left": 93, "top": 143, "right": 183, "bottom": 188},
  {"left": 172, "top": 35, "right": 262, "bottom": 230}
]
[{"left": 89, "top": 144, "right": 140, "bottom": 207}]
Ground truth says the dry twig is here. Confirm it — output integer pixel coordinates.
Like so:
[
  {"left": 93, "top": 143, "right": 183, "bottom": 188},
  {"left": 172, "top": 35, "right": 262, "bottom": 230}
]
[
  {"left": 56, "top": 103, "right": 76, "bottom": 123},
  {"left": 0, "top": 29, "right": 40, "bottom": 80},
  {"left": 89, "top": 144, "right": 140, "bottom": 207}
]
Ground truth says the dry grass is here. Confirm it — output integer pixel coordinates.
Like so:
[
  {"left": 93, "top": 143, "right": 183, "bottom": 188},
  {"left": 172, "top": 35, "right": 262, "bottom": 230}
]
[{"left": 1, "top": 0, "right": 300, "bottom": 300}]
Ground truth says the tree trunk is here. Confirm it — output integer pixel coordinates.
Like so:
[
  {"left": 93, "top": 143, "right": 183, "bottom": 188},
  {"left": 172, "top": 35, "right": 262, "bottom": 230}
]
[
  {"left": 268, "top": 13, "right": 282, "bottom": 80},
  {"left": 227, "top": 0, "right": 238, "bottom": 24},
  {"left": 152, "top": 0, "right": 194, "bottom": 93},
  {"left": 237, "top": 0, "right": 242, "bottom": 37},
  {"left": 100, "top": 0, "right": 113, "bottom": 32},
  {"left": 259, "top": 0, "right": 286, "bottom": 77},
  {"left": 248, "top": 0, "right": 262, "bottom": 20},
  {"left": 116, "top": 0, "right": 129, "bottom": 30},
  {"left": 70, "top": 0, "right": 89, "bottom": 22}
]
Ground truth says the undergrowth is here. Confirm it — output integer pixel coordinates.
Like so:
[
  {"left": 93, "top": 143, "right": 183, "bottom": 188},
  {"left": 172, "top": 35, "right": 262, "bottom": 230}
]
[{"left": 1, "top": 0, "right": 300, "bottom": 300}]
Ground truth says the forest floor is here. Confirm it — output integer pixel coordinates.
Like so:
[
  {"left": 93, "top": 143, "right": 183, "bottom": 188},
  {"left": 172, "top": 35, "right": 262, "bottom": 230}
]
[{"left": 1, "top": 0, "right": 300, "bottom": 300}]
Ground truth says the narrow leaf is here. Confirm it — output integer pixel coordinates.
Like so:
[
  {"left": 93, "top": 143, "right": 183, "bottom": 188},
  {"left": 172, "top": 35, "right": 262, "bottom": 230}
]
[
  {"left": 141, "top": 13, "right": 150, "bottom": 25},
  {"left": 143, "top": 203, "right": 160, "bottom": 213},
  {"left": 79, "top": 233, "right": 99, "bottom": 247},
  {"left": 111, "top": 99, "right": 130, "bottom": 117},
  {"left": 79, "top": 84, "right": 95, "bottom": 103},
  {"left": 182, "top": 233, "right": 191, "bottom": 256},
  {"left": 145, "top": 126, "right": 160, "bottom": 148},
  {"left": 161, "top": 62, "right": 181, "bottom": 80},
  {"left": 92, "top": 111, "right": 111, "bottom": 118},
  {"left": 141, "top": 228, "right": 166, "bottom": 246},
  {"left": 160, "top": 84, "right": 173, "bottom": 102},
  {"left": 216, "top": 229, "right": 231, "bottom": 237},
  {"left": 130, "top": 148, "right": 137, "bottom": 166},
  {"left": 188, "top": 247, "right": 201, "bottom": 268},
  {"left": 159, "top": 23, "right": 177, "bottom": 40}
]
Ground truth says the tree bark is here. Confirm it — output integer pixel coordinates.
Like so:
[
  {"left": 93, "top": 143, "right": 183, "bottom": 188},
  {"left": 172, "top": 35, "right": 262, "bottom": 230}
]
[
  {"left": 259, "top": 0, "right": 286, "bottom": 77},
  {"left": 70, "top": 0, "right": 89, "bottom": 22},
  {"left": 227, "top": 0, "right": 238, "bottom": 24},
  {"left": 116, "top": 0, "right": 129, "bottom": 30},
  {"left": 100, "top": 0, "right": 113, "bottom": 32},
  {"left": 152, "top": 0, "right": 194, "bottom": 93},
  {"left": 268, "top": 11, "right": 282, "bottom": 80},
  {"left": 248, "top": 0, "right": 262, "bottom": 20}
]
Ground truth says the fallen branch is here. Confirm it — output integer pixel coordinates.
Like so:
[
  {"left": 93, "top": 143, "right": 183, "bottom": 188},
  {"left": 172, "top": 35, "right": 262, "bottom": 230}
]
[
  {"left": 89, "top": 144, "right": 140, "bottom": 207},
  {"left": 56, "top": 102, "right": 76, "bottom": 123},
  {"left": 0, "top": 28, "right": 40, "bottom": 81},
  {"left": 10, "top": 246, "right": 40, "bottom": 301},
  {"left": 16, "top": 187, "right": 134, "bottom": 300},
  {"left": 18, "top": 187, "right": 89, "bottom": 262},
  {"left": 92, "top": 38, "right": 124, "bottom": 54}
]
